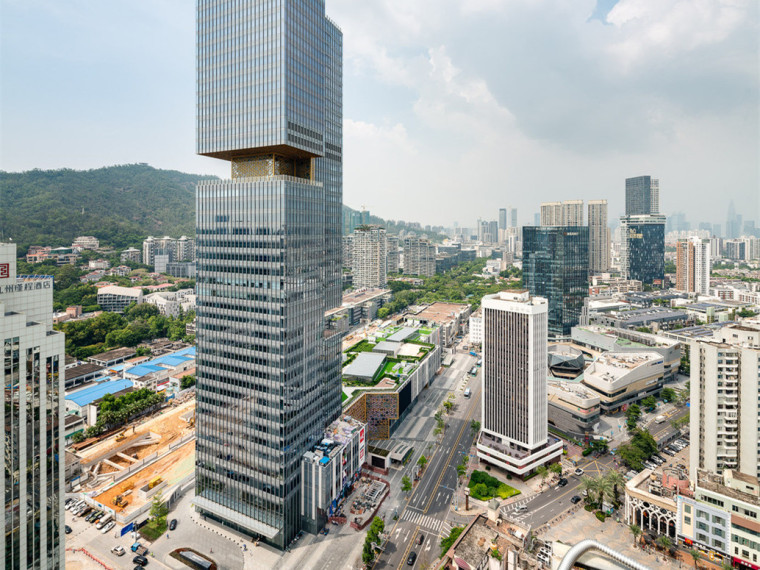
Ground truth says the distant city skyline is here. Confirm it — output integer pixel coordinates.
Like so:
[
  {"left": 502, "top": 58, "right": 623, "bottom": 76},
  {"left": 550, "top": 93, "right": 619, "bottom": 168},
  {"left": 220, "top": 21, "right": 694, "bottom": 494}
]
[{"left": 1, "top": 0, "right": 758, "bottom": 227}]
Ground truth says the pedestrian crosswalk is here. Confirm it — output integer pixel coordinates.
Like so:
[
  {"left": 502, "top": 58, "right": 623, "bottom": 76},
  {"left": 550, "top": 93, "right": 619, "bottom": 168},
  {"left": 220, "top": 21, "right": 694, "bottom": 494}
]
[
  {"left": 501, "top": 497, "right": 532, "bottom": 521},
  {"left": 401, "top": 509, "right": 443, "bottom": 531}
]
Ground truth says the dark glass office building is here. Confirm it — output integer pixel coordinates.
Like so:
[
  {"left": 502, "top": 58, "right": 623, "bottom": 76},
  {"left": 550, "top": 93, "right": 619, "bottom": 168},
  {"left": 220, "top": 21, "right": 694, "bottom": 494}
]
[
  {"left": 620, "top": 215, "right": 666, "bottom": 286},
  {"left": 522, "top": 227, "right": 589, "bottom": 338},
  {"left": 194, "top": 0, "right": 343, "bottom": 549},
  {"left": 625, "top": 175, "right": 659, "bottom": 215}
]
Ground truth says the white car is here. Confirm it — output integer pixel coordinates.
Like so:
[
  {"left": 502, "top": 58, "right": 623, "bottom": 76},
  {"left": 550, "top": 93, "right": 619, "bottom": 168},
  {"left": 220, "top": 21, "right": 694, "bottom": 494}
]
[
  {"left": 100, "top": 521, "right": 115, "bottom": 534},
  {"left": 111, "top": 545, "right": 126, "bottom": 556}
]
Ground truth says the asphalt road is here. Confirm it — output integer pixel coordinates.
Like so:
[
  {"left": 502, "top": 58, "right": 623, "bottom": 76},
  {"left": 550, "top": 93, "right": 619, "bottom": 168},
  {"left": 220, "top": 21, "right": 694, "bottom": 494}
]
[
  {"left": 374, "top": 366, "right": 483, "bottom": 569},
  {"left": 500, "top": 454, "right": 618, "bottom": 529}
]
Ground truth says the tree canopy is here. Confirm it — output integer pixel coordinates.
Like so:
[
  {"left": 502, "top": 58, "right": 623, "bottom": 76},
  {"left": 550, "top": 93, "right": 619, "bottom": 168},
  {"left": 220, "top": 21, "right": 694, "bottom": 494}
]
[{"left": 1, "top": 164, "right": 215, "bottom": 252}]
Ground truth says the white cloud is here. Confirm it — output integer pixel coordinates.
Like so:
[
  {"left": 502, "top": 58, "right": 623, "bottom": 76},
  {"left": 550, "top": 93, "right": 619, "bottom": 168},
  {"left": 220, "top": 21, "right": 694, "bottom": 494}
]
[{"left": 606, "top": 0, "right": 750, "bottom": 68}]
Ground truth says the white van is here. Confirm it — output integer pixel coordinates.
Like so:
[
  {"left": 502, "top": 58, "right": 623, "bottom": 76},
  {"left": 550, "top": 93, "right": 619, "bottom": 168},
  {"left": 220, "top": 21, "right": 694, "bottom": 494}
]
[
  {"left": 464, "top": 388, "right": 471, "bottom": 398},
  {"left": 96, "top": 513, "right": 112, "bottom": 530}
]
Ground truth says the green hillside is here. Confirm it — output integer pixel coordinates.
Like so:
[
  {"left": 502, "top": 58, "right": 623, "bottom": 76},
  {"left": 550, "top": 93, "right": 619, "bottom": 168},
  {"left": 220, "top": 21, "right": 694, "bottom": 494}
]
[
  {"left": 0, "top": 164, "right": 216, "bottom": 254},
  {"left": 0, "top": 163, "right": 445, "bottom": 255}
]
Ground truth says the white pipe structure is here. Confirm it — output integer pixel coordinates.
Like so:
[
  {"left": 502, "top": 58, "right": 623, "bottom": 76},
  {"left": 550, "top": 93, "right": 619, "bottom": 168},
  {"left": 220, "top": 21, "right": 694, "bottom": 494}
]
[{"left": 557, "top": 539, "right": 652, "bottom": 570}]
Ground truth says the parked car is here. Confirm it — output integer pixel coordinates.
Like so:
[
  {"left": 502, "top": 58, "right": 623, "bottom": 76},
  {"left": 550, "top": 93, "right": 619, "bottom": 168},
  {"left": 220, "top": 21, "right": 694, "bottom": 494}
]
[
  {"left": 64, "top": 525, "right": 72, "bottom": 534},
  {"left": 101, "top": 521, "right": 115, "bottom": 534},
  {"left": 557, "top": 478, "right": 568, "bottom": 487},
  {"left": 169, "top": 519, "right": 177, "bottom": 531},
  {"left": 570, "top": 496, "right": 581, "bottom": 504},
  {"left": 663, "top": 449, "right": 676, "bottom": 456},
  {"left": 112, "top": 546, "right": 126, "bottom": 556},
  {"left": 407, "top": 551, "right": 417, "bottom": 566},
  {"left": 133, "top": 555, "right": 148, "bottom": 566}
]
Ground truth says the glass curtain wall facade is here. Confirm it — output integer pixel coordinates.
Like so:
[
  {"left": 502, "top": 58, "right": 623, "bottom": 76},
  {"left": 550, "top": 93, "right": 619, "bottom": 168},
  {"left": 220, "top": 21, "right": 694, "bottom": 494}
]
[
  {"left": 2, "top": 243, "right": 65, "bottom": 570},
  {"left": 522, "top": 227, "right": 589, "bottom": 338},
  {"left": 625, "top": 175, "right": 659, "bottom": 216},
  {"left": 620, "top": 215, "right": 666, "bottom": 285},
  {"left": 195, "top": 0, "right": 342, "bottom": 549}
]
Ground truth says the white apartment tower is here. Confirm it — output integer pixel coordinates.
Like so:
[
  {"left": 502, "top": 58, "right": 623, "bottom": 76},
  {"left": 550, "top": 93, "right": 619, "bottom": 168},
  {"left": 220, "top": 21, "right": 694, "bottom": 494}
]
[
  {"left": 588, "top": 200, "right": 609, "bottom": 273},
  {"left": 476, "top": 291, "right": 563, "bottom": 476},
  {"left": 352, "top": 226, "right": 387, "bottom": 289},
  {"left": 540, "top": 200, "right": 584, "bottom": 227},
  {"left": 1, "top": 243, "right": 65, "bottom": 569},
  {"left": 690, "top": 324, "right": 760, "bottom": 482},
  {"left": 402, "top": 236, "right": 435, "bottom": 277}
]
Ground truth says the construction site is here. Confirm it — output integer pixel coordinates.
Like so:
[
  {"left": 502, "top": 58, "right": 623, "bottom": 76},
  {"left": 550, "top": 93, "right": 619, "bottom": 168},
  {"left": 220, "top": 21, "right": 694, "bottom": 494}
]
[{"left": 74, "top": 399, "right": 196, "bottom": 525}]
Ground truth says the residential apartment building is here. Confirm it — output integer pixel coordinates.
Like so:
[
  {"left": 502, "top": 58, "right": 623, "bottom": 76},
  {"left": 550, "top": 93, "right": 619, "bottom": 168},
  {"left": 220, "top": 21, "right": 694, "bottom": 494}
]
[
  {"left": 342, "top": 235, "right": 353, "bottom": 270},
  {"left": 588, "top": 199, "right": 609, "bottom": 273},
  {"left": 72, "top": 236, "right": 99, "bottom": 250},
  {"left": 676, "top": 237, "right": 711, "bottom": 295},
  {"left": 690, "top": 324, "right": 760, "bottom": 482},
  {"left": 402, "top": 236, "right": 435, "bottom": 277},
  {"left": 351, "top": 226, "right": 387, "bottom": 289},
  {"left": 523, "top": 226, "right": 589, "bottom": 338},
  {"left": 120, "top": 247, "right": 141, "bottom": 264},
  {"left": 96, "top": 285, "right": 143, "bottom": 313},
  {"left": 194, "top": 0, "right": 343, "bottom": 548},
  {"left": 625, "top": 175, "right": 659, "bottom": 215},
  {"left": 476, "top": 291, "right": 563, "bottom": 476},
  {"left": 1, "top": 243, "right": 65, "bottom": 569},
  {"left": 620, "top": 214, "right": 666, "bottom": 285},
  {"left": 143, "top": 235, "right": 196, "bottom": 270},
  {"left": 676, "top": 470, "right": 760, "bottom": 569},
  {"left": 540, "top": 200, "right": 584, "bottom": 227},
  {"left": 386, "top": 236, "right": 400, "bottom": 274}
]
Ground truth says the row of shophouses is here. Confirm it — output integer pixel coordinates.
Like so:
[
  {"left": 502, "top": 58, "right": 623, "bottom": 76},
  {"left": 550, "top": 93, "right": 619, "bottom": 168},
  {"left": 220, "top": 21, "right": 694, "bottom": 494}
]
[{"left": 625, "top": 468, "right": 760, "bottom": 569}]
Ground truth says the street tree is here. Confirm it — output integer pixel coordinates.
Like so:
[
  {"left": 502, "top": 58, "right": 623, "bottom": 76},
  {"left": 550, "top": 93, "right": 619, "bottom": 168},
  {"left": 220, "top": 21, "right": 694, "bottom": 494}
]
[
  {"left": 418, "top": 455, "right": 428, "bottom": 469},
  {"left": 401, "top": 476, "right": 412, "bottom": 495},
  {"left": 536, "top": 466, "right": 548, "bottom": 491},
  {"left": 470, "top": 420, "right": 481, "bottom": 434},
  {"left": 656, "top": 536, "right": 672, "bottom": 552},
  {"left": 629, "top": 524, "right": 642, "bottom": 548},
  {"left": 689, "top": 548, "right": 702, "bottom": 569},
  {"left": 604, "top": 471, "right": 626, "bottom": 503}
]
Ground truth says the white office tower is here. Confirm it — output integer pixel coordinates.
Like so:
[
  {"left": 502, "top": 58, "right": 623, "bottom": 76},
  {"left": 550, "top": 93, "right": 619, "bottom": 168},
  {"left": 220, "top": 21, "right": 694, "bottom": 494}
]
[
  {"left": 476, "top": 291, "right": 563, "bottom": 476},
  {"left": 351, "top": 226, "right": 387, "bottom": 288},
  {"left": 690, "top": 324, "right": 760, "bottom": 482},
  {"left": 1, "top": 243, "right": 65, "bottom": 569}
]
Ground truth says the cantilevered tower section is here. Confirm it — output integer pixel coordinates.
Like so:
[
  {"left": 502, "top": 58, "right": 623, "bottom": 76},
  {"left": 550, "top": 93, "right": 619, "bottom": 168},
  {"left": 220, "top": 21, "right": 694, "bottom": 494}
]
[{"left": 194, "top": 0, "right": 343, "bottom": 548}]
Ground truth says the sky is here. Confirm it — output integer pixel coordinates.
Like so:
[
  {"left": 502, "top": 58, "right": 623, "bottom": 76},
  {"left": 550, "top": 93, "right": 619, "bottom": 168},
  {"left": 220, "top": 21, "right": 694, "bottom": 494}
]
[{"left": 1, "top": 0, "right": 758, "bottom": 228}]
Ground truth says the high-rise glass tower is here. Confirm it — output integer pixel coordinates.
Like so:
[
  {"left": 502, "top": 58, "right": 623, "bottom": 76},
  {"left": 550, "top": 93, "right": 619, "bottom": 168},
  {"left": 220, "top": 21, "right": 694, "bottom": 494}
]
[
  {"left": 1, "top": 243, "right": 65, "bottom": 569},
  {"left": 194, "top": 0, "right": 343, "bottom": 548},
  {"left": 620, "top": 215, "right": 666, "bottom": 285},
  {"left": 625, "top": 175, "right": 659, "bottom": 216},
  {"left": 522, "top": 227, "right": 589, "bottom": 338}
]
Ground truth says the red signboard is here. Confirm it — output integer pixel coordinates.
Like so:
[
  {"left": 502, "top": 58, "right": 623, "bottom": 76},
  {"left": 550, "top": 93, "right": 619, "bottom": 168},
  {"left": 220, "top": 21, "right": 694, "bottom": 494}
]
[
  {"left": 0, "top": 263, "right": 9, "bottom": 279},
  {"left": 734, "top": 557, "right": 760, "bottom": 570}
]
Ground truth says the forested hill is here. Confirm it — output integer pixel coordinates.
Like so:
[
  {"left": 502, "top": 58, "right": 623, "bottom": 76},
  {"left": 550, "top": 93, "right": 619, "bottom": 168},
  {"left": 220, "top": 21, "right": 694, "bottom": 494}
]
[{"left": 0, "top": 164, "right": 217, "bottom": 254}]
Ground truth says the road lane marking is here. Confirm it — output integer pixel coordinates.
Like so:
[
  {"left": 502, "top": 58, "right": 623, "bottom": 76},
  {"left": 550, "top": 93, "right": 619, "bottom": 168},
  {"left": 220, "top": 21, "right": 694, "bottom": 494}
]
[{"left": 423, "top": 390, "right": 481, "bottom": 513}]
